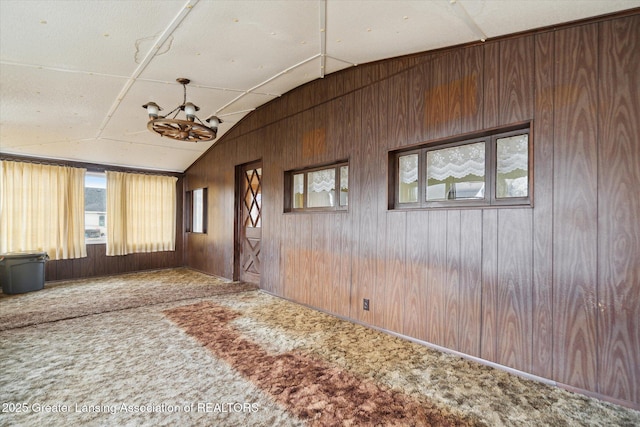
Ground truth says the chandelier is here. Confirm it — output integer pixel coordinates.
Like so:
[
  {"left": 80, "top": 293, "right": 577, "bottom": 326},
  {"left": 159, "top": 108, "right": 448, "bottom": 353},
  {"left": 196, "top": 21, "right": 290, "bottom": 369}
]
[{"left": 142, "top": 78, "right": 222, "bottom": 142}]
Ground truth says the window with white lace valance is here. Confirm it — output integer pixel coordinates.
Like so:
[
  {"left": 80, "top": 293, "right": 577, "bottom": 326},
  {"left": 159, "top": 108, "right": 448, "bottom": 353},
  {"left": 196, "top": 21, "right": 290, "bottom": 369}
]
[
  {"left": 391, "top": 126, "right": 530, "bottom": 208},
  {"left": 286, "top": 161, "right": 348, "bottom": 212}
]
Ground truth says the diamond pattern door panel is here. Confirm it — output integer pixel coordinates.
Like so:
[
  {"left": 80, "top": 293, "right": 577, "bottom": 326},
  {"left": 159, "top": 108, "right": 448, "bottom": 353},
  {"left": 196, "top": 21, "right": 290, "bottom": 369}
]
[{"left": 240, "top": 164, "right": 262, "bottom": 284}]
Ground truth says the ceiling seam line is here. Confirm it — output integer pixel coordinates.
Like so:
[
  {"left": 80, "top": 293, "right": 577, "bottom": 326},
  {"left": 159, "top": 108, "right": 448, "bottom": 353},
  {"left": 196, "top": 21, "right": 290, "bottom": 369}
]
[
  {"left": 95, "top": 0, "right": 199, "bottom": 139},
  {"left": 0, "top": 62, "right": 130, "bottom": 79},
  {"left": 216, "top": 53, "right": 322, "bottom": 115},
  {"left": 324, "top": 54, "right": 358, "bottom": 66},
  {"left": 320, "top": 0, "right": 327, "bottom": 77},
  {"left": 449, "top": 0, "right": 488, "bottom": 42}
]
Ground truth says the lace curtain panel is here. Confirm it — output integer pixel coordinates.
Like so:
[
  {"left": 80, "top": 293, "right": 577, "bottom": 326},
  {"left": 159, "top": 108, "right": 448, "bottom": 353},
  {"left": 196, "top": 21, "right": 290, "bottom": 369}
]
[
  {"left": 106, "top": 171, "right": 177, "bottom": 256},
  {"left": 426, "top": 142, "right": 486, "bottom": 182},
  {"left": 0, "top": 160, "right": 87, "bottom": 260}
]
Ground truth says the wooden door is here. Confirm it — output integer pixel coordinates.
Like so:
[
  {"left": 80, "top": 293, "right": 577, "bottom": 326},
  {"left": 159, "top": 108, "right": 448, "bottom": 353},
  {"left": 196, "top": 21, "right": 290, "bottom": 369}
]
[{"left": 237, "top": 161, "right": 262, "bottom": 284}]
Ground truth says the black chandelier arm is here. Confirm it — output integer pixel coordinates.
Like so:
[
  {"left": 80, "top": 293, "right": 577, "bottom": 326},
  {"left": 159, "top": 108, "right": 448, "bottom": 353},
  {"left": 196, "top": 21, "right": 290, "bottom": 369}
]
[{"left": 164, "top": 105, "right": 183, "bottom": 120}]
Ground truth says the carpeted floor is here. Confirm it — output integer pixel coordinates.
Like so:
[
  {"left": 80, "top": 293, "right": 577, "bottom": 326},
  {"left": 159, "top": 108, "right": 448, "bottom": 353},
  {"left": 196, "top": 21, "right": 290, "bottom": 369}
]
[
  {"left": 1, "top": 268, "right": 638, "bottom": 426},
  {"left": 0, "top": 268, "right": 257, "bottom": 331}
]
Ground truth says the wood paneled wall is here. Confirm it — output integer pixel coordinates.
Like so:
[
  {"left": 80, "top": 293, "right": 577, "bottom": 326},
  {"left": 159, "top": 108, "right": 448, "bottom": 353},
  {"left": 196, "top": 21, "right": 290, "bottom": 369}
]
[{"left": 185, "top": 13, "right": 640, "bottom": 408}]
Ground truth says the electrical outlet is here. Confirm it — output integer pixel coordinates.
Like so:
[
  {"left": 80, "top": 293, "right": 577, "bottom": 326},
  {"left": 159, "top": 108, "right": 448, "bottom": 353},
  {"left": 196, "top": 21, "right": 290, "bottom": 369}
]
[{"left": 363, "top": 298, "right": 370, "bottom": 311}]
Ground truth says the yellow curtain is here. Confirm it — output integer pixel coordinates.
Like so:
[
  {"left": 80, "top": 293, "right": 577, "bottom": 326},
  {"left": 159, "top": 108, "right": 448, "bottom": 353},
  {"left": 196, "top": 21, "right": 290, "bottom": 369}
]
[
  {"left": 106, "top": 171, "right": 177, "bottom": 256},
  {"left": 0, "top": 160, "right": 86, "bottom": 260}
]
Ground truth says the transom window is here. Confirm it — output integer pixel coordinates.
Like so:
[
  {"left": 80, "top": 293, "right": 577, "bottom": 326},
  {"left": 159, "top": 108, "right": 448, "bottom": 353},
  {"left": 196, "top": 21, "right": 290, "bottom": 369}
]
[
  {"left": 285, "top": 161, "right": 348, "bottom": 212},
  {"left": 391, "top": 126, "right": 530, "bottom": 209}
]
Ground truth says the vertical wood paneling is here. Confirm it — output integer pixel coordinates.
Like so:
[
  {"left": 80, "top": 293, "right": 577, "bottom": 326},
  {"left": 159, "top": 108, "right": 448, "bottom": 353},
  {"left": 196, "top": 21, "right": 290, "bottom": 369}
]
[
  {"left": 92, "top": 244, "right": 108, "bottom": 278},
  {"left": 330, "top": 212, "right": 351, "bottom": 317},
  {"left": 373, "top": 77, "right": 392, "bottom": 329},
  {"left": 481, "top": 209, "right": 498, "bottom": 361},
  {"left": 404, "top": 211, "right": 430, "bottom": 341},
  {"left": 496, "top": 209, "right": 533, "bottom": 372},
  {"left": 426, "top": 210, "right": 447, "bottom": 347},
  {"left": 499, "top": 36, "right": 535, "bottom": 124},
  {"left": 381, "top": 211, "right": 406, "bottom": 333},
  {"left": 260, "top": 124, "right": 278, "bottom": 294},
  {"left": 444, "top": 210, "right": 461, "bottom": 350},
  {"left": 486, "top": 37, "right": 534, "bottom": 127},
  {"left": 408, "top": 62, "right": 428, "bottom": 144},
  {"left": 301, "top": 109, "right": 315, "bottom": 163},
  {"left": 532, "top": 30, "right": 555, "bottom": 379},
  {"left": 461, "top": 46, "right": 484, "bottom": 134},
  {"left": 351, "top": 86, "right": 378, "bottom": 324},
  {"left": 424, "top": 54, "right": 448, "bottom": 140},
  {"left": 310, "top": 214, "right": 328, "bottom": 309},
  {"left": 282, "top": 116, "right": 300, "bottom": 300},
  {"left": 387, "top": 72, "right": 409, "bottom": 149},
  {"left": 222, "top": 140, "right": 237, "bottom": 279},
  {"left": 483, "top": 42, "right": 500, "bottom": 129},
  {"left": 447, "top": 50, "right": 463, "bottom": 137},
  {"left": 282, "top": 211, "right": 297, "bottom": 300},
  {"left": 298, "top": 215, "right": 312, "bottom": 306},
  {"left": 459, "top": 209, "right": 482, "bottom": 357},
  {"left": 552, "top": 23, "right": 599, "bottom": 393},
  {"left": 597, "top": 15, "right": 640, "bottom": 405}
]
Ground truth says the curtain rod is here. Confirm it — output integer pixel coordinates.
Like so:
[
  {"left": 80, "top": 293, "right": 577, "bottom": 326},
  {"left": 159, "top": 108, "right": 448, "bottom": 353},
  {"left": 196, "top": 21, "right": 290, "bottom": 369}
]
[{"left": 0, "top": 154, "right": 184, "bottom": 178}]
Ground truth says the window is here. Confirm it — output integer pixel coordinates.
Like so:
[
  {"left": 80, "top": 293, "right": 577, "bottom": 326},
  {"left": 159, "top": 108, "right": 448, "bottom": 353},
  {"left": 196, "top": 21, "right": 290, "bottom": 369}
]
[
  {"left": 1, "top": 160, "right": 86, "bottom": 260},
  {"left": 391, "top": 126, "right": 530, "bottom": 209},
  {"left": 85, "top": 172, "right": 107, "bottom": 244},
  {"left": 186, "top": 188, "right": 207, "bottom": 233},
  {"left": 285, "top": 161, "right": 348, "bottom": 212},
  {"left": 106, "top": 171, "right": 177, "bottom": 256}
]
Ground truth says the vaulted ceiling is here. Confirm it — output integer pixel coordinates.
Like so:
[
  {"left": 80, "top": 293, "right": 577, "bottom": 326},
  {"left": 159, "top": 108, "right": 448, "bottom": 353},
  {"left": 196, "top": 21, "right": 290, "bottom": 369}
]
[{"left": 1, "top": 0, "right": 638, "bottom": 172}]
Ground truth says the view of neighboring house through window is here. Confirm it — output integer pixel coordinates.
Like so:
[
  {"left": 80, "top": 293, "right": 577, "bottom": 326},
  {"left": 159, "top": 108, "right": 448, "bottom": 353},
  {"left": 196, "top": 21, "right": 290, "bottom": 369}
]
[{"left": 85, "top": 172, "right": 106, "bottom": 243}]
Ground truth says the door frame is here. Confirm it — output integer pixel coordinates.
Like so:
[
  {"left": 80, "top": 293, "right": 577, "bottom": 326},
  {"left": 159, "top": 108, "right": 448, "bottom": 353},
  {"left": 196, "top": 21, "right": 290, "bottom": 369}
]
[{"left": 234, "top": 159, "right": 263, "bottom": 283}]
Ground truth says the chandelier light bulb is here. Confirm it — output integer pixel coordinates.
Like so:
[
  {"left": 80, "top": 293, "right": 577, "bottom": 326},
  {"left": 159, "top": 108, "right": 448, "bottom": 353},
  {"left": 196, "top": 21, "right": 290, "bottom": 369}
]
[
  {"left": 143, "top": 102, "right": 161, "bottom": 120},
  {"left": 206, "top": 115, "right": 222, "bottom": 129},
  {"left": 184, "top": 102, "right": 197, "bottom": 121}
]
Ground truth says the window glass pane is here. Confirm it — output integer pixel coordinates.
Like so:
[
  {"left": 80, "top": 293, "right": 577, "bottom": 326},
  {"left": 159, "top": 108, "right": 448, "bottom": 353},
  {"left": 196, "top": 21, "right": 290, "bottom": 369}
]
[
  {"left": 307, "top": 168, "right": 335, "bottom": 207},
  {"left": 85, "top": 172, "right": 107, "bottom": 243},
  {"left": 339, "top": 166, "right": 349, "bottom": 206},
  {"left": 398, "top": 154, "right": 419, "bottom": 203},
  {"left": 293, "top": 173, "right": 305, "bottom": 208},
  {"left": 426, "top": 142, "right": 485, "bottom": 201},
  {"left": 192, "top": 188, "right": 204, "bottom": 233},
  {"left": 245, "top": 168, "right": 261, "bottom": 227},
  {"left": 496, "top": 134, "right": 528, "bottom": 198}
]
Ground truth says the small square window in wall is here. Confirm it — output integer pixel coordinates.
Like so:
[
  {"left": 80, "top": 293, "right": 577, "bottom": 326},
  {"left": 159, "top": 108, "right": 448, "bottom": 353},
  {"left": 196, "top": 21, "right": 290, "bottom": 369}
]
[
  {"left": 285, "top": 161, "right": 348, "bottom": 212},
  {"left": 390, "top": 124, "right": 531, "bottom": 209}
]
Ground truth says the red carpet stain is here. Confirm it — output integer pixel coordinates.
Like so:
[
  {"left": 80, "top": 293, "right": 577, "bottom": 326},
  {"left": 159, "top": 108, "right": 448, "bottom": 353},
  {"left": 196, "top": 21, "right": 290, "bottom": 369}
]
[{"left": 164, "top": 301, "right": 469, "bottom": 426}]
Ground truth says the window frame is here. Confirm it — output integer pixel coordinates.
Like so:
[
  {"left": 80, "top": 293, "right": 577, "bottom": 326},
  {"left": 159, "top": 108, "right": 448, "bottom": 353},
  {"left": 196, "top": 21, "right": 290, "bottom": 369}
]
[
  {"left": 284, "top": 160, "right": 349, "bottom": 213},
  {"left": 186, "top": 187, "right": 208, "bottom": 233},
  {"left": 390, "top": 125, "right": 532, "bottom": 210},
  {"left": 84, "top": 171, "right": 107, "bottom": 244}
]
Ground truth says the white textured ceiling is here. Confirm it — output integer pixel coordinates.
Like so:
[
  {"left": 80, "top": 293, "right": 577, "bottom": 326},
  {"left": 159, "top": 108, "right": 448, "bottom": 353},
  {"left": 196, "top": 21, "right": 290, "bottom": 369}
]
[{"left": 1, "top": 0, "right": 638, "bottom": 172}]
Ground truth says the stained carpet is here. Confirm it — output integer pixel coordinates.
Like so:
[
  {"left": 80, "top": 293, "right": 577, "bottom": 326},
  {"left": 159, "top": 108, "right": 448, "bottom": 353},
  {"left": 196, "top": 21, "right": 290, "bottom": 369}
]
[{"left": 1, "top": 268, "right": 638, "bottom": 426}]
